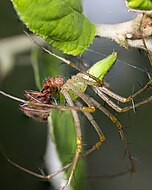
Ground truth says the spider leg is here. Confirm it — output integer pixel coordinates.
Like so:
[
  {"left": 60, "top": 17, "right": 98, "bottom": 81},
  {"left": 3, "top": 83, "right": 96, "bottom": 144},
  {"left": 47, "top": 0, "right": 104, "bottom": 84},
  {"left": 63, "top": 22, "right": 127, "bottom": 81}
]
[
  {"left": 24, "top": 90, "right": 44, "bottom": 103},
  {"left": 76, "top": 97, "right": 135, "bottom": 173},
  {"left": 20, "top": 104, "right": 50, "bottom": 121},
  {"left": 93, "top": 86, "right": 152, "bottom": 113},
  {"left": 63, "top": 79, "right": 96, "bottom": 113},
  {"left": 0, "top": 90, "right": 26, "bottom": 103},
  {"left": 99, "top": 79, "right": 152, "bottom": 103},
  {"left": 72, "top": 73, "right": 99, "bottom": 87},
  {"left": 75, "top": 101, "right": 105, "bottom": 157},
  {"left": 142, "top": 38, "right": 152, "bottom": 66},
  {"left": 0, "top": 90, "right": 83, "bottom": 187},
  {"left": 64, "top": 80, "right": 106, "bottom": 162},
  {"left": 0, "top": 143, "right": 72, "bottom": 181},
  {"left": 25, "top": 31, "right": 103, "bottom": 86},
  {"left": 89, "top": 97, "right": 135, "bottom": 173},
  {"left": 0, "top": 90, "right": 91, "bottom": 113},
  {"left": 60, "top": 88, "right": 83, "bottom": 189}
]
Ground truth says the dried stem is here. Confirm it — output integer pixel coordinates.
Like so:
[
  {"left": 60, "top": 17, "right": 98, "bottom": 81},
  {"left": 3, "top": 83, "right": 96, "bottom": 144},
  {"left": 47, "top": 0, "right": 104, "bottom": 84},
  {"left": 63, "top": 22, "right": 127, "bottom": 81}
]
[{"left": 95, "top": 13, "right": 152, "bottom": 52}]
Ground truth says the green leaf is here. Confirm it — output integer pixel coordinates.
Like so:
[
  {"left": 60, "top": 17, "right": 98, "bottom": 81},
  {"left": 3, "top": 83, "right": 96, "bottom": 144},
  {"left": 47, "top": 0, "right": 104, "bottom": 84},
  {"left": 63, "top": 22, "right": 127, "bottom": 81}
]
[
  {"left": 11, "top": 0, "right": 96, "bottom": 55},
  {"left": 126, "top": 0, "right": 152, "bottom": 10}
]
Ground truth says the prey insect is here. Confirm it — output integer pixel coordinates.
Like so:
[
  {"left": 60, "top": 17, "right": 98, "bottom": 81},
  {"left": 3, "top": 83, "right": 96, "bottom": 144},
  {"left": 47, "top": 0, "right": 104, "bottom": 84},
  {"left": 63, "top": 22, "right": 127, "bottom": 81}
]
[{"left": 1, "top": 47, "right": 152, "bottom": 189}]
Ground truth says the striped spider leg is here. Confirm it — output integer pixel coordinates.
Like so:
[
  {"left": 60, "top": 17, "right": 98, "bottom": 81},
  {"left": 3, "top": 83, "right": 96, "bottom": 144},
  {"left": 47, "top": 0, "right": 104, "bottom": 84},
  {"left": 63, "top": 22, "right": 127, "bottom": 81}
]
[
  {"left": 1, "top": 50, "right": 152, "bottom": 189},
  {"left": 0, "top": 53, "right": 116, "bottom": 189},
  {"left": 0, "top": 78, "right": 94, "bottom": 121}
]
